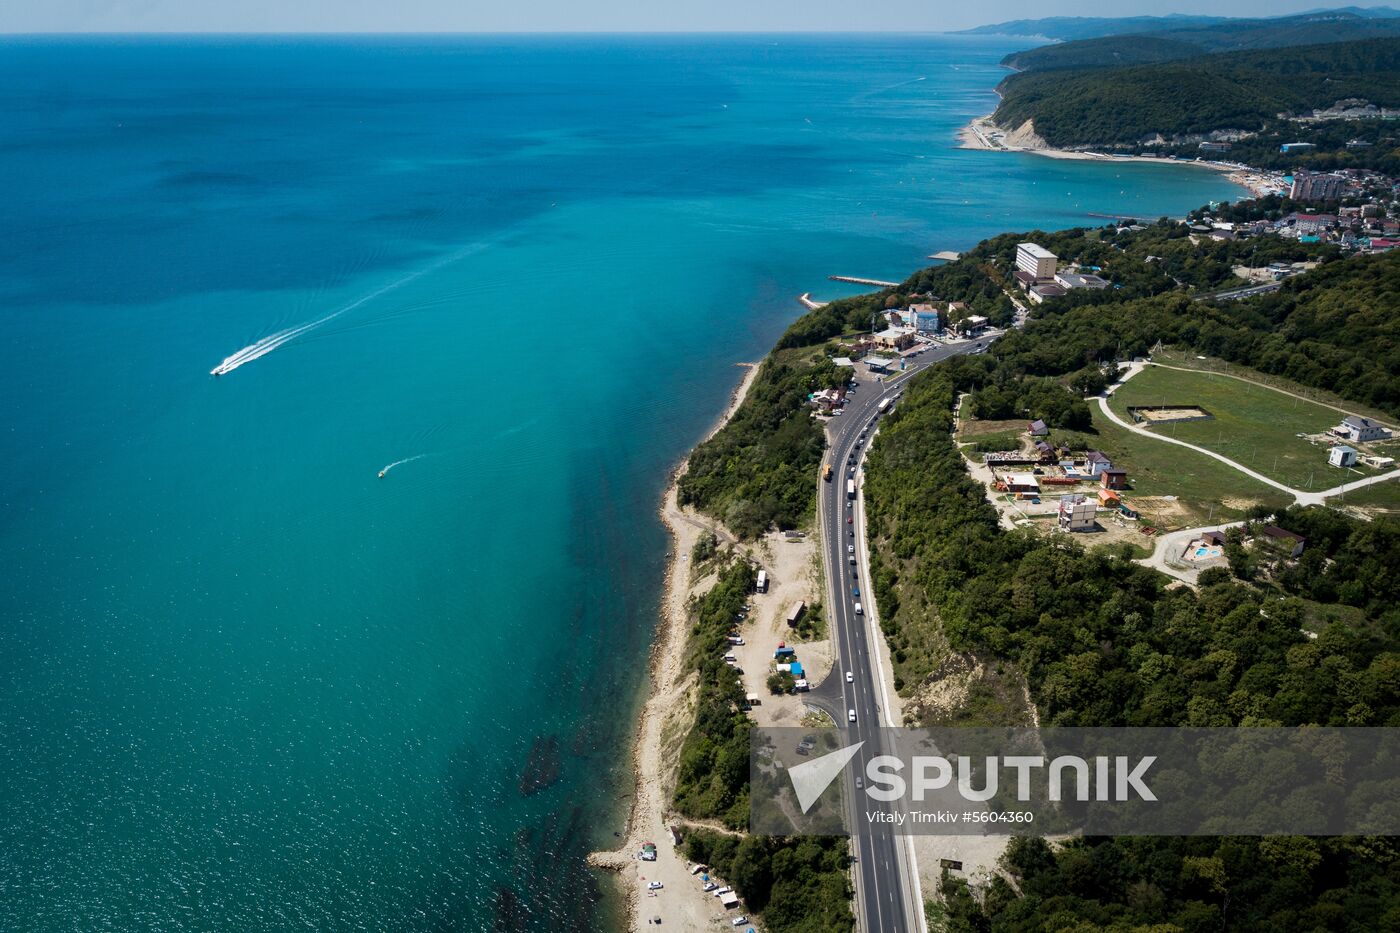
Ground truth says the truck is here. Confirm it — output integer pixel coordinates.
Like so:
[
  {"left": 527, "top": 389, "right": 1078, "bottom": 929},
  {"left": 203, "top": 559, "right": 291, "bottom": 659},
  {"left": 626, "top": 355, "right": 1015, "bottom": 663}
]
[
  {"left": 877, "top": 398, "right": 893, "bottom": 415},
  {"left": 822, "top": 463, "right": 833, "bottom": 482},
  {"left": 846, "top": 479, "right": 856, "bottom": 500},
  {"left": 756, "top": 569, "right": 768, "bottom": 593}
]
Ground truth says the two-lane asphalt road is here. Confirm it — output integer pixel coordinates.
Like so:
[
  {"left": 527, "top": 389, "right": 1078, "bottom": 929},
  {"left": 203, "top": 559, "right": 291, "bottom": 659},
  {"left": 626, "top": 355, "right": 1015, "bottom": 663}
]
[{"left": 810, "top": 340, "right": 980, "bottom": 933}]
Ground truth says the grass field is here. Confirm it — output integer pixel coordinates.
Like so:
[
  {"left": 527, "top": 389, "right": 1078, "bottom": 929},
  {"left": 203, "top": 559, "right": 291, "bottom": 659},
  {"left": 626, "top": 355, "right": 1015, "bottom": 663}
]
[
  {"left": 1330, "top": 478, "right": 1400, "bottom": 512},
  {"left": 1049, "top": 411, "right": 1292, "bottom": 530},
  {"left": 1110, "top": 364, "right": 1355, "bottom": 491},
  {"left": 1152, "top": 348, "right": 1398, "bottom": 426}
]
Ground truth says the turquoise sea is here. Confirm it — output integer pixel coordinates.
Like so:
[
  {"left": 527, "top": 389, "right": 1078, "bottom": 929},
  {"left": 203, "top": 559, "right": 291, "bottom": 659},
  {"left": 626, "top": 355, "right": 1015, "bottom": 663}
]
[{"left": 0, "top": 35, "right": 1243, "bottom": 931}]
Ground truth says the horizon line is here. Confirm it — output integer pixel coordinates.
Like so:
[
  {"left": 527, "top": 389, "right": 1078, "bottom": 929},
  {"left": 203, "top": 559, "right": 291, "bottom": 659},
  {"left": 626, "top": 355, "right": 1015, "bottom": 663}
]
[{"left": 0, "top": 28, "right": 1020, "bottom": 37}]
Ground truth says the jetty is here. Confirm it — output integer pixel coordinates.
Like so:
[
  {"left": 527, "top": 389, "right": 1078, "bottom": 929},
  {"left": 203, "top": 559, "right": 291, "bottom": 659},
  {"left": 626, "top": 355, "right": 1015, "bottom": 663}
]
[
  {"left": 828, "top": 275, "right": 900, "bottom": 288},
  {"left": 927, "top": 250, "right": 961, "bottom": 262},
  {"left": 798, "top": 293, "right": 828, "bottom": 310}
]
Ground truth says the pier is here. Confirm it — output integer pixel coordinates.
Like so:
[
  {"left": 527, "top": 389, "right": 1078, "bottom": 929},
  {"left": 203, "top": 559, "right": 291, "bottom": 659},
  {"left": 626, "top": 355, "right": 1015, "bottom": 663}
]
[
  {"left": 798, "top": 292, "right": 828, "bottom": 310},
  {"left": 828, "top": 275, "right": 900, "bottom": 288},
  {"left": 927, "top": 251, "right": 961, "bottom": 262}
]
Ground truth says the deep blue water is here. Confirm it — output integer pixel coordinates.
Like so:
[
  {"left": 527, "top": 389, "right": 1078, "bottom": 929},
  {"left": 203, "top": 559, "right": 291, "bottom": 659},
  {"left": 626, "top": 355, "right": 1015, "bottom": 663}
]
[{"left": 0, "top": 34, "right": 1243, "bottom": 931}]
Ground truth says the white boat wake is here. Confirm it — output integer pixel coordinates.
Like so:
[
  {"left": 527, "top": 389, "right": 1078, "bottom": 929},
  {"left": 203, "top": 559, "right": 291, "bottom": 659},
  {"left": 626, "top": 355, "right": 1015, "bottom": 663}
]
[
  {"left": 210, "top": 244, "right": 483, "bottom": 376},
  {"left": 378, "top": 454, "right": 428, "bottom": 478}
]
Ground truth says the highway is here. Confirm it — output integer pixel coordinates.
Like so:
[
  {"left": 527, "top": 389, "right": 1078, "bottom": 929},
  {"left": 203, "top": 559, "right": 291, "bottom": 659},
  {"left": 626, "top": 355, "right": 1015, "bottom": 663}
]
[
  {"left": 1199, "top": 281, "right": 1282, "bottom": 302},
  {"left": 808, "top": 339, "right": 980, "bottom": 933}
]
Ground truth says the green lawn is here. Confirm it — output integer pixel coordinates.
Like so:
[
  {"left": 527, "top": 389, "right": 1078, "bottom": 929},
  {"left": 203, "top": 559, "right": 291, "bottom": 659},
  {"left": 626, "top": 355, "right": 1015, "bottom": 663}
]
[
  {"left": 1330, "top": 477, "right": 1400, "bottom": 512},
  {"left": 1110, "top": 364, "right": 1351, "bottom": 491},
  {"left": 1049, "top": 411, "right": 1292, "bottom": 530},
  {"left": 1152, "top": 348, "right": 1397, "bottom": 427}
]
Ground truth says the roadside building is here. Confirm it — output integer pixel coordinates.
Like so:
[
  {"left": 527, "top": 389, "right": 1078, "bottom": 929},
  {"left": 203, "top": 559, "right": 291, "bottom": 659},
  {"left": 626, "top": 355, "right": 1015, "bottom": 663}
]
[
  {"left": 1057, "top": 494, "right": 1097, "bottom": 532},
  {"left": 909, "top": 303, "right": 942, "bottom": 334},
  {"left": 955, "top": 315, "right": 989, "bottom": 338},
  {"left": 1097, "top": 488, "right": 1120, "bottom": 508},
  {"left": 1198, "top": 141, "right": 1230, "bottom": 153},
  {"left": 1028, "top": 419, "right": 1048, "bottom": 437},
  {"left": 1016, "top": 243, "right": 1058, "bottom": 280},
  {"left": 1259, "top": 525, "right": 1306, "bottom": 558},
  {"left": 809, "top": 387, "right": 846, "bottom": 412},
  {"left": 1084, "top": 450, "right": 1113, "bottom": 477},
  {"left": 864, "top": 356, "right": 898, "bottom": 373},
  {"left": 1101, "top": 469, "right": 1128, "bottom": 490},
  {"left": 1333, "top": 415, "right": 1393, "bottom": 443},
  {"left": 873, "top": 327, "right": 915, "bottom": 351},
  {"left": 1329, "top": 445, "right": 1359, "bottom": 468},
  {"left": 1004, "top": 473, "right": 1041, "bottom": 496}
]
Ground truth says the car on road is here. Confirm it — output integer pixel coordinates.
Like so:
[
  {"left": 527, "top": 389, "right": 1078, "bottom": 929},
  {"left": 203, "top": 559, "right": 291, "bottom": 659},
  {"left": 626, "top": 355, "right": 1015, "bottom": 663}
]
[
  {"left": 848, "top": 709, "right": 856, "bottom": 723},
  {"left": 846, "top": 517, "right": 852, "bottom": 524},
  {"left": 846, "top": 671, "right": 854, "bottom": 683},
  {"left": 854, "top": 602, "right": 863, "bottom": 615},
  {"left": 856, "top": 777, "right": 864, "bottom": 789},
  {"left": 851, "top": 585, "right": 859, "bottom": 596},
  {"left": 846, "top": 501, "right": 852, "bottom": 510},
  {"left": 847, "top": 545, "right": 854, "bottom": 553}
]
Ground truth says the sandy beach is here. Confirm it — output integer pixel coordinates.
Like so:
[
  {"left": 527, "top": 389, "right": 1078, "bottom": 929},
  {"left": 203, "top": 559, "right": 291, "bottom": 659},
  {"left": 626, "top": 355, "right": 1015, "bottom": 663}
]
[
  {"left": 958, "top": 113, "right": 1283, "bottom": 198},
  {"left": 588, "top": 362, "right": 762, "bottom": 930}
]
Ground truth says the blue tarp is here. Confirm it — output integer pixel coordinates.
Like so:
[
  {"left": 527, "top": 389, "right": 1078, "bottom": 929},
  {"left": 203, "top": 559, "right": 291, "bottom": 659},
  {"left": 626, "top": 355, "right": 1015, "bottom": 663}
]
[{"left": 790, "top": 662, "right": 804, "bottom": 676}]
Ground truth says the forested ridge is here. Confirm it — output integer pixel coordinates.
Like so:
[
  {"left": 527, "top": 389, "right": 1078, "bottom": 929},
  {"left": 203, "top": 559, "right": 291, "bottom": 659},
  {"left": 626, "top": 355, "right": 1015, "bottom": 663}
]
[
  {"left": 992, "top": 37, "right": 1400, "bottom": 148},
  {"left": 999, "top": 11, "right": 1400, "bottom": 72}
]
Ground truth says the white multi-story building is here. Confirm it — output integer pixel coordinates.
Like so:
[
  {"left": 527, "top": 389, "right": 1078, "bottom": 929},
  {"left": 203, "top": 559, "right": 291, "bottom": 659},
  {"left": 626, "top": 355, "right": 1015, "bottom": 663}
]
[
  {"left": 1058, "top": 494, "right": 1097, "bottom": 532},
  {"left": 1016, "top": 243, "right": 1057, "bottom": 280}
]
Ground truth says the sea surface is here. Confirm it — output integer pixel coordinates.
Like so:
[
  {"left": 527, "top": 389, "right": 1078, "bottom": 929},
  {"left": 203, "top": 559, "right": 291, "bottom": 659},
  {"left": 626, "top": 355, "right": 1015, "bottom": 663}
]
[{"left": 0, "top": 34, "right": 1243, "bottom": 931}]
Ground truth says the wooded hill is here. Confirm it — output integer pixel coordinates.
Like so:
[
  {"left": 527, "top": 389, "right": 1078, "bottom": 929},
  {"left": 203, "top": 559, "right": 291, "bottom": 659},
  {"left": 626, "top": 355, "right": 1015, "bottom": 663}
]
[
  {"left": 992, "top": 37, "right": 1400, "bottom": 148},
  {"left": 999, "top": 9, "right": 1400, "bottom": 72}
]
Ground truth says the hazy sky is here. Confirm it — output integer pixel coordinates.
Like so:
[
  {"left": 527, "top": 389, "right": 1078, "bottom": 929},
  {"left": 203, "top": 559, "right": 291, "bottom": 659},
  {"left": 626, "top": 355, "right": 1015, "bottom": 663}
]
[{"left": 0, "top": 0, "right": 1387, "bottom": 33}]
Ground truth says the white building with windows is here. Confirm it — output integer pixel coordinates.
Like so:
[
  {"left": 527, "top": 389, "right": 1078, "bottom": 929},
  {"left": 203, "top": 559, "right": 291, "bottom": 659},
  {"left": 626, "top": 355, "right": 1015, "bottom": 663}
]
[
  {"left": 1333, "top": 416, "right": 1392, "bottom": 443},
  {"left": 1016, "top": 243, "right": 1058, "bottom": 280}
]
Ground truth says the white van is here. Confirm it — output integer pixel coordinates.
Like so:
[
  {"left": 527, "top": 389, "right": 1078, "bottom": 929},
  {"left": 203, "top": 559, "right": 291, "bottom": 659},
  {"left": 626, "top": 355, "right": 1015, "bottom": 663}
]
[{"left": 854, "top": 602, "right": 863, "bottom": 615}]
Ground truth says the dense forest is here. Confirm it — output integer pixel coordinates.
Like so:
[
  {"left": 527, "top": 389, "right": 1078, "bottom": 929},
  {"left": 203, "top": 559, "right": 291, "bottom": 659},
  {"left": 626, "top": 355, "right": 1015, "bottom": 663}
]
[
  {"left": 992, "top": 38, "right": 1400, "bottom": 147},
  {"left": 998, "top": 10, "right": 1400, "bottom": 72},
  {"left": 939, "top": 834, "right": 1400, "bottom": 932}
]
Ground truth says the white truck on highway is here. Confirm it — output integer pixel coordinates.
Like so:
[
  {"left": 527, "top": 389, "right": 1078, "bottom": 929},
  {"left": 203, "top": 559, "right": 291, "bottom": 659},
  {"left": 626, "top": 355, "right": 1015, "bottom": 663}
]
[{"left": 846, "top": 479, "right": 855, "bottom": 500}]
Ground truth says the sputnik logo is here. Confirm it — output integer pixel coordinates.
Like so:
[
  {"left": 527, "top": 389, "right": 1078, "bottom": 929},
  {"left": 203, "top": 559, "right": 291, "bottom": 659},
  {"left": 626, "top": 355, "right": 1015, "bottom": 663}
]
[{"left": 788, "top": 741, "right": 864, "bottom": 813}]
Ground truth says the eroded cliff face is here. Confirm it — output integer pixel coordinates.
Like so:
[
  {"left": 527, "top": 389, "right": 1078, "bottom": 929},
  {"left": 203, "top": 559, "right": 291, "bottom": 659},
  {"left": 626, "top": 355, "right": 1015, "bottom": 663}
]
[{"left": 1002, "top": 119, "right": 1050, "bottom": 150}]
